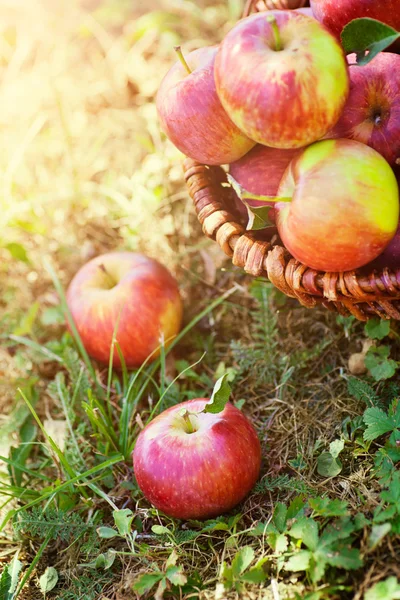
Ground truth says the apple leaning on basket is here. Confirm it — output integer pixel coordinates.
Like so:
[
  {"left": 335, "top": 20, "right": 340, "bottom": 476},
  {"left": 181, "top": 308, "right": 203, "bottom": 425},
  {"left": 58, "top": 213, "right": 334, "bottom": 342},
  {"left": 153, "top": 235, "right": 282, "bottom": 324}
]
[{"left": 156, "top": 0, "right": 400, "bottom": 317}]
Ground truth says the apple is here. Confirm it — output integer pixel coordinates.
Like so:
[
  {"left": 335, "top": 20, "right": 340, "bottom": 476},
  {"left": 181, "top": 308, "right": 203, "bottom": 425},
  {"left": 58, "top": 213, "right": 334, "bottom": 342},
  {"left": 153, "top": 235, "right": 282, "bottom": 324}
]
[
  {"left": 326, "top": 53, "right": 400, "bottom": 166},
  {"left": 133, "top": 399, "right": 261, "bottom": 520},
  {"left": 214, "top": 10, "right": 349, "bottom": 149},
  {"left": 66, "top": 252, "right": 183, "bottom": 369},
  {"left": 273, "top": 139, "right": 399, "bottom": 272},
  {"left": 310, "top": 0, "right": 400, "bottom": 41},
  {"left": 156, "top": 46, "right": 254, "bottom": 165},
  {"left": 366, "top": 222, "right": 400, "bottom": 271},
  {"left": 229, "top": 145, "right": 299, "bottom": 207}
]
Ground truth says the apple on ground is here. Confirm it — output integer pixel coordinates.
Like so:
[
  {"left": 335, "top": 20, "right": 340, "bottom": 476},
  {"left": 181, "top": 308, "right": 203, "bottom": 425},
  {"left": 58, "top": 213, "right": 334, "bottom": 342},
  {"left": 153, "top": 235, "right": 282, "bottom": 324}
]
[
  {"left": 310, "top": 0, "right": 400, "bottom": 41},
  {"left": 326, "top": 53, "right": 400, "bottom": 166},
  {"left": 133, "top": 399, "right": 261, "bottom": 520},
  {"left": 66, "top": 252, "right": 183, "bottom": 368},
  {"left": 272, "top": 139, "right": 399, "bottom": 272},
  {"left": 214, "top": 10, "right": 349, "bottom": 149},
  {"left": 229, "top": 145, "right": 299, "bottom": 208},
  {"left": 156, "top": 46, "right": 254, "bottom": 166}
]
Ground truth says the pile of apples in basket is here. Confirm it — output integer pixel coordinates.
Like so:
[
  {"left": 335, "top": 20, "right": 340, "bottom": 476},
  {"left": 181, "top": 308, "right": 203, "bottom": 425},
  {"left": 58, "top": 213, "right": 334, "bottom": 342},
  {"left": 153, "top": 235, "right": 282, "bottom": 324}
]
[{"left": 157, "top": 0, "right": 400, "bottom": 274}]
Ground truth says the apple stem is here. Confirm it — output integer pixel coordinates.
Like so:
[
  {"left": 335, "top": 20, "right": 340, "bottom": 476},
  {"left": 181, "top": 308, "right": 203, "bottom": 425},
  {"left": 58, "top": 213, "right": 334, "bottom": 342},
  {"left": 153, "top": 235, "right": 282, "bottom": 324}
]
[
  {"left": 266, "top": 14, "right": 282, "bottom": 52},
  {"left": 181, "top": 410, "right": 196, "bottom": 434},
  {"left": 174, "top": 46, "right": 192, "bottom": 75}
]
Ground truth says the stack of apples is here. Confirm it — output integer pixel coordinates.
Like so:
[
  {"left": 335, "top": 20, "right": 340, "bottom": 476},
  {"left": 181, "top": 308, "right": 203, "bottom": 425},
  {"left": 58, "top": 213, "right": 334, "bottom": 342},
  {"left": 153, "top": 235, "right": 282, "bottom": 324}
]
[{"left": 157, "top": 0, "right": 400, "bottom": 273}]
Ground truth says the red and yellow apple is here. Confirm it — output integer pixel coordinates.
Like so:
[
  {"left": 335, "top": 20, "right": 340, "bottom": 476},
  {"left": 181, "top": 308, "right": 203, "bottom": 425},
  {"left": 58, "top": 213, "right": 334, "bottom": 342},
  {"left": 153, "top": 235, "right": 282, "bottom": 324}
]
[
  {"left": 66, "top": 252, "right": 183, "bottom": 368},
  {"left": 326, "top": 53, "right": 400, "bottom": 166},
  {"left": 229, "top": 145, "right": 299, "bottom": 207},
  {"left": 214, "top": 10, "right": 349, "bottom": 149},
  {"left": 274, "top": 139, "right": 399, "bottom": 272},
  {"left": 310, "top": 0, "right": 400, "bottom": 41},
  {"left": 133, "top": 399, "right": 261, "bottom": 520},
  {"left": 156, "top": 46, "right": 254, "bottom": 165}
]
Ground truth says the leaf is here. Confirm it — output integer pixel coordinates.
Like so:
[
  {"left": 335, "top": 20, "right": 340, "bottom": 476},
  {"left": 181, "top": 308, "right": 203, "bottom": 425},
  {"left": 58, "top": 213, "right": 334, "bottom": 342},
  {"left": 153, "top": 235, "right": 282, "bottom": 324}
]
[
  {"left": 309, "top": 497, "right": 349, "bottom": 518},
  {"left": 231, "top": 547, "right": 254, "bottom": 577},
  {"left": 245, "top": 204, "right": 276, "bottom": 231},
  {"left": 7, "top": 554, "right": 22, "bottom": 596},
  {"left": 365, "top": 577, "right": 400, "bottom": 600},
  {"left": 369, "top": 523, "right": 392, "bottom": 550},
  {"left": 317, "top": 452, "right": 343, "bottom": 477},
  {"left": 39, "top": 567, "right": 58, "bottom": 594},
  {"left": 289, "top": 517, "right": 319, "bottom": 551},
  {"left": 151, "top": 525, "right": 171, "bottom": 536},
  {"left": 365, "top": 346, "right": 398, "bottom": 381},
  {"left": 329, "top": 439, "right": 345, "bottom": 459},
  {"left": 363, "top": 407, "right": 395, "bottom": 441},
  {"left": 341, "top": 18, "right": 400, "bottom": 65},
  {"left": 12, "top": 302, "right": 40, "bottom": 336},
  {"left": 275, "top": 533, "right": 289, "bottom": 553},
  {"left": 113, "top": 509, "right": 133, "bottom": 536},
  {"left": 272, "top": 502, "right": 287, "bottom": 533},
  {"left": 240, "top": 567, "right": 267, "bottom": 583},
  {"left": 365, "top": 318, "right": 391, "bottom": 340},
  {"left": 166, "top": 565, "right": 187, "bottom": 586},
  {"left": 132, "top": 573, "right": 164, "bottom": 594},
  {"left": 203, "top": 374, "right": 231, "bottom": 414},
  {"left": 287, "top": 497, "right": 306, "bottom": 521},
  {"left": 284, "top": 550, "right": 312, "bottom": 572},
  {"left": 97, "top": 526, "right": 119, "bottom": 539},
  {"left": 322, "top": 546, "right": 363, "bottom": 570},
  {"left": 0, "top": 566, "right": 12, "bottom": 600},
  {"left": 5, "top": 242, "right": 30, "bottom": 264},
  {"left": 347, "top": 377, "right": 380, "bottom": 407}
]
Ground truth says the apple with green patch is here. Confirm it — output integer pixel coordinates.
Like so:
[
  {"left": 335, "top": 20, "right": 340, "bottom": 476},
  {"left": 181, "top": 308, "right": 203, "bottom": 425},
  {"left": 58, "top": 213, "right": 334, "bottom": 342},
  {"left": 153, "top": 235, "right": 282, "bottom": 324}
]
[
  {"left": 214, "top": 10, "right": 349, "bottom": 149},
  {"left": 133, "top": 377, "right": 261, "bottom": 520},
  {"left": 66, "top": 252, "right": 183, "bottom": 368},
  {"left": 156, "top": 46, "right": 254, "bottom": 165}
]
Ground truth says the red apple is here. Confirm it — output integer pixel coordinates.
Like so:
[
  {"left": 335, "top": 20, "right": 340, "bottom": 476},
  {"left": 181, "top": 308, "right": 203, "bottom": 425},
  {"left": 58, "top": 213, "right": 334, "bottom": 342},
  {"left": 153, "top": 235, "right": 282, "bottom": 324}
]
[
  {"left": 156, "top": 46, "right": 254, "bottom": 165},
  {"left": 275, "top": 139, "right": 399, "bottom": 272},
  {"left": 66, "top": 252, "right": 183, "bottom": 368},
  {"left": 133, "top": 399, "right": 261, "bottom": 520},
  {"left": 310, "top": 0, "right": 400, "bottom": 41},
  {"left": 214, "top": 11, "right": 349, "bottom": 149},
  {"left": 229, "top": 145, "right": 299, "bottom": 207},
  {"left": 326, "top": 53, "right": 400, "bottom": 166},
  {"left": 366, "top": 222, "right": 400, "bottom": 271}
]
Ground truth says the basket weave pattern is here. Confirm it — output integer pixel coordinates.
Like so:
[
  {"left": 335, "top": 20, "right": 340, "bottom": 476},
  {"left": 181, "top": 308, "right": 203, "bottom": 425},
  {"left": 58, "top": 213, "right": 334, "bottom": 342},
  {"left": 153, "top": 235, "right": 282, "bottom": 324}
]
[{"left": 183, "top": 0, "right": 400, "bottom": 321}]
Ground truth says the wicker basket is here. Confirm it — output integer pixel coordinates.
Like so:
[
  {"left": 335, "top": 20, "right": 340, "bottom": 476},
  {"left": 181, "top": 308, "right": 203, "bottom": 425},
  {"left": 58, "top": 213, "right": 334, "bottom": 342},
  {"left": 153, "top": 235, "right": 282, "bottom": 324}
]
[{"left": 183, "top": 0, "right": 400, "bottom": 322}]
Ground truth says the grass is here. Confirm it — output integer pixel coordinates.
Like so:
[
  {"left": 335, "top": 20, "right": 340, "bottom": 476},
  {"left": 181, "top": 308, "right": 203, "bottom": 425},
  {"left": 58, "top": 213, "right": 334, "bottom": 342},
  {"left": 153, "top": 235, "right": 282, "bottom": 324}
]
[{"left": 0, "top": 0, "right": 400, "bottom": 599}]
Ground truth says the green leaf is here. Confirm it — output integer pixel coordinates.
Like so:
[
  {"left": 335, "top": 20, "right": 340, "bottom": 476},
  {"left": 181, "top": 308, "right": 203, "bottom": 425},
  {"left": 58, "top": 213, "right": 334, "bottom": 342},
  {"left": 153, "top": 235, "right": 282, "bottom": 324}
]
[
  {"left": 329, "top": 439, "right": 345, "bottom": 459},
  {"left": 322, "top": 546, "right": 363, "bottom": 570},
  {"left": 166, "top": 565, "right": 187, "bottom": 586},
  {"left": 309, "top": 497, "right": 349, "bottom": 518},
  {"left": 151, "top": 525, "right": 171, "bottom": 536},
  {"left": 369, "top": 523, "right": 392, "bottom": 550},
  {"left": 275, "top": 533, "right": 289, "bottom": 553},
  {"left": 287, "top": 496, "right": 306, "bottom": 521},
  {"left": 113, "top": 509, "right": 133, "bottom": 536},
  {"left": 132, "top": 573, "right": 164, "bottom": 594},
  {"left": 284, "top": 550, "right": 312, "bottom": 572},
  {"left": 365, "top": 346, "right": 398, "bottom": 381},
  {"left": 363, "top": 407, "right": 395, "bottom": 441},
  {"left": 272, "top": 502, "right": 287, "bottom": 533},
  {"left": 317, "top": 452, "right": 343, "bottom": 477},
  {"left": 5, "top": 242, "right": 30, "bottom": 264},
  {"left": 347, "top": 377, "right": 380, "bottom": 407},
  {"left": 245, "top": 204, "right": 276, "bottom": 231},
  {"left": 97, "top": 526, "right": 119, "bottom": 539},
  {"left": 12, "top": 302, "right": 40, "bottom": 336},
  {"left": 0, "top": 566, "right": 12, "bottom": 600},
  {"left": 289, "top": 517, "right": 319, "bottom": 551},
  {"left": 365, "top": 577, "right": 400, "bottom": 600},
  {"left": 240, "top": 567, "right": 267, "bottom": 584},
  {"left": 39, "top": 567, "right": 58, "bottom": 594},
  {"left": 7, "top": 554, "right": 22, "bottom": 597},
  {"left": 231, "top": 547, "right": 254, "bottom": 577},
  {"left": 203, "top": 374, "right": 231, "bottom": 414},
  {"left": 341, "top": 18, "right": 400, "bottom": 65},
  {"left": 365, "top": 318, "right": 391, "bottom": 340}
]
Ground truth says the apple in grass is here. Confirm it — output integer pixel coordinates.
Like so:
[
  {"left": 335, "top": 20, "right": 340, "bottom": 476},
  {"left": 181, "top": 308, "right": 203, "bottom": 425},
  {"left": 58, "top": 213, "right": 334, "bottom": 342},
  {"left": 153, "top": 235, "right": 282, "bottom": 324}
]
[
  {"left": 310, "top": 0, "right": 400, "bottom": 41},
  {"left": 66, "top": 252, "right": 182, "bottom": 369},
  {"left": 133, "top": 397, "right": 261, "bottom": 520},
  {"left": 156, "top": 46, "right": 254, "bottom": 165},
  {"left": 326, "top": 53, "right": 400, "bottom": 166},
  {"left": 214, "top": 11, "right": 349, "bottom": 150}
]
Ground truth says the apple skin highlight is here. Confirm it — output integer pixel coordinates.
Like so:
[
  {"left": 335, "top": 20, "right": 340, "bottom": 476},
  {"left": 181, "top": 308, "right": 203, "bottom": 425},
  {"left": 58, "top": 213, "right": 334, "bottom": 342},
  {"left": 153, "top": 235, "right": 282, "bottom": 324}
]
[{"left": 133, "top": 399, "right": 261, "bottom": 520}]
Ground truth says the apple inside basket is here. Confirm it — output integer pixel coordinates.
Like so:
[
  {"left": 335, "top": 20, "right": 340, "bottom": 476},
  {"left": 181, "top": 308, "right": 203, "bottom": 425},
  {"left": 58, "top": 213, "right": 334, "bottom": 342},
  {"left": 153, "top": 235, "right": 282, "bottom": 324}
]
[{"left": 158, "top": 0, "right": 400, "bottom": 320}]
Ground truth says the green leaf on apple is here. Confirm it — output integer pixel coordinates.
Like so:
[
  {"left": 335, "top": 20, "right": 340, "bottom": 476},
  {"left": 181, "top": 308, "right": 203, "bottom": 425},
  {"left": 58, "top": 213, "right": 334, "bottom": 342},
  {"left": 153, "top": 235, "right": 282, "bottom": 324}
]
[
  {"left": 203, "top": 373, "right": 231, "bottom": 414},
  {"left": 341, "top": 18, "right": 400, "bottom": 66},
  {"left": 226, "top": 173, "right": 278, "bottom": 231}
]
